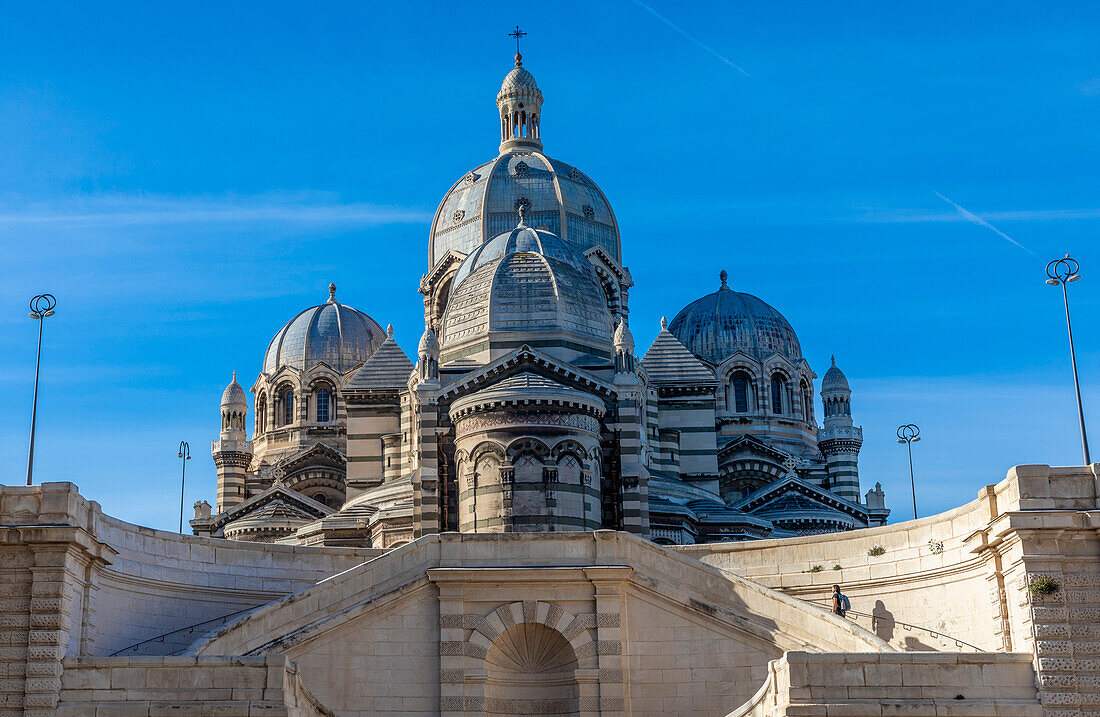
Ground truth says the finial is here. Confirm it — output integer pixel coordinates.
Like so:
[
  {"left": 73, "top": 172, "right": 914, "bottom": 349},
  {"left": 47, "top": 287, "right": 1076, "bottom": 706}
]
[
  {"left": 831, "top": 355, "right": 836, "bottom": 367},
  {"left": 232, "top": 370, "right": 237, "bottom": 381},
  {"left": 660, "top": 316, "right": 667, "bottom": 330},
  {"left": 509, "top": 25, "right": 527, "bottom": 66},
  {"left": 387, "top": 324, "right": 394, "bottom": 338},
  {"left": 720, "top": 269, "right": 728, "bottom": 288},
  {"left": 328, "top": 282, "right": 336, "bottom": 302}
]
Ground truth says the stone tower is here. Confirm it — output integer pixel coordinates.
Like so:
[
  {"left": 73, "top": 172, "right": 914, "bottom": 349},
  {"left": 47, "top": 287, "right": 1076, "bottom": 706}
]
[
  {"left": 818, "top": 357, "right": 863, "bottom": 503},
  {"left": 212, "top": 371, "right": 253, "bottom": 513}
]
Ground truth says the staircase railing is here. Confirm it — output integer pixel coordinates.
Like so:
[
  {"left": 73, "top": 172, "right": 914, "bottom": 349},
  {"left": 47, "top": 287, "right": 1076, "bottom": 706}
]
[
  {"left": 808, "top": 599, "right": 985, "bottom": 652},
  {"left": 110, "top": 607, "right": 256, "bottom": 656}
]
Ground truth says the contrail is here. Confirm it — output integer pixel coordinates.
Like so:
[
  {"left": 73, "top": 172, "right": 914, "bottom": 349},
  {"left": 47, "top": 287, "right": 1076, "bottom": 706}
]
[
  {"left": 932, "top": 190, "right": 1037, "bottom": 256},
  {"left": 631, "top": 0, "right": 751, "bottom": 78}
]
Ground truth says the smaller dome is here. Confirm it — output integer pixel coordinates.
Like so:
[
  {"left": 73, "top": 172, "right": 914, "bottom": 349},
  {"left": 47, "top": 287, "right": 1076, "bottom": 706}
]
[
  {"left": 441, "top": 223, "right": 611, "bottom": 362},
  {"left": 263, "top": 284, "right": 386, "bottom": 375},
  {"left": 821, "top": 356, "right": 851, "bottom": 394},
  {"left": 499, "top": 66, "right": 540, "bottom": 97},
  {"left": 669, "top": 271, "right": 802, "bottom": 364},
  {"left": 221, "top": 371, "right": 247, "bottom": 406}
]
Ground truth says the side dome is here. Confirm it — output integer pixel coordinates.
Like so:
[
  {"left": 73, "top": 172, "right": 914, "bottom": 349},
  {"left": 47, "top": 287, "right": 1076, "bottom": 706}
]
[
  {"left": 263, "top": 284, "right": 386, "bottom": 375},
  {"left": 440, "top": 223, "right": 612, "bottom": 363},
  {"left": 669, "top": 271, "right": 802, "bottom": 364}
]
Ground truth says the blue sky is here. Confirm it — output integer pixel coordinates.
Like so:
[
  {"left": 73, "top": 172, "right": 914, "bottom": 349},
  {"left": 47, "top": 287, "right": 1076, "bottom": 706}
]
[{"left": 2, "top": 1, "right": 1099, "bottom": 530}]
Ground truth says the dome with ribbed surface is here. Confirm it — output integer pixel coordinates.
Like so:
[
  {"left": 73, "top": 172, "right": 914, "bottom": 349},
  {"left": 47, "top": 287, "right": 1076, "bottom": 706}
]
[
  {"left": 499, "top": 66, "right": 540, "bottom": 96},
  {"left": 669, "top": 272, "right": 802, "bottom": 364},
  {"left": 429, "top": 151, "right": 620, "bottom": 269},
  {"left": 221, "top": 371, "right": 247, "bottom": 406},
  {"left": 440, "top": 224, "right": 611, "bottom": 362},
  {"left": 263, "top": 284, "right": 386, "bottom": 375},
  {"left": 821, "top": 357, "right": 850, "bottom": 393}
]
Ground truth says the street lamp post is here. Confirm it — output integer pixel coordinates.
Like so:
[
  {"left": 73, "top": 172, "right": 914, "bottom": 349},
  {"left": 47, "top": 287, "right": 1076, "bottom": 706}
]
[
  {"left": 177, "top": 441, "right": 191, "bottom": 533},
  {"left": 897, "top": 423, "right": 921, "bottom": 520},
  {"left": 26, "top": 294, "right": 56, "bottom": 486},
  {"left": 1046, "top": 254, "right": 1090, "bottom": 465}
]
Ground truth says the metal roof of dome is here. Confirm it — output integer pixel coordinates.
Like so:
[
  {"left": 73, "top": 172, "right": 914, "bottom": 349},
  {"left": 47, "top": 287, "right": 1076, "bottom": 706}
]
[
  {"left": 263, "top": 284, "right": 386, "bottom": 375},
  {"left": 429, "top": 151, "right": 620, "bottom": 269},
  {"left": 440, "top": 222, "right": 611, "bottom": 361},
  {"left": 821, "top": 357, "right": 851, "bottom": 393},
  {"left": 221, "top": 371, "right": 247, "bottom": 406},
  {"left": 668, "top": 271, "right": 802, "bottom": 364}
]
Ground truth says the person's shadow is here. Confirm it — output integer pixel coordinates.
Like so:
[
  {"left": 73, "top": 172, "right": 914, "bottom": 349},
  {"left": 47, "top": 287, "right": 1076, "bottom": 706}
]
[{"left": 871, "top": 599, "right": 895, "bottom": 643}]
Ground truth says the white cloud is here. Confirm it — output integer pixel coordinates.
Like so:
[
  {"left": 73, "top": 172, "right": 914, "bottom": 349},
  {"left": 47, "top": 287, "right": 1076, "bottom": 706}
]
[{"left": 0, "top": 191, "right": 430, "bottom": 227}]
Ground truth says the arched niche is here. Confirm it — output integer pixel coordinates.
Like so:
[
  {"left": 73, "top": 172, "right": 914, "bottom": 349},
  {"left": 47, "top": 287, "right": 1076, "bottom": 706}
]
[{"left": 484, "top": 621, "right": 580, "bottom": 716}]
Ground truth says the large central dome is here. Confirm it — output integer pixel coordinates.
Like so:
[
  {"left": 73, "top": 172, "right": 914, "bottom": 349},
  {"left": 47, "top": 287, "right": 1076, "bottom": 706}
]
[
  {"left": 427, "top": 60, "right": 621, "bottom": 269},
  {"left": 669, "top": 272, "right": 802, "bottom": 365}
]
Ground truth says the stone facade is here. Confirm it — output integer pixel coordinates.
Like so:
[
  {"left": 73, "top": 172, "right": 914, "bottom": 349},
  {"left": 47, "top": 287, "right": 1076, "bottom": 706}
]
[{"left": 0, "top": 462, "right": 1098, "bottom": 713}]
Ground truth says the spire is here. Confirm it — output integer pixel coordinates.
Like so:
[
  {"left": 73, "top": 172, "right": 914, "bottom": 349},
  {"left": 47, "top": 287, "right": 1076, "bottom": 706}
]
[
  {"left": 497, "top": 28, "right": 543, "bottom": 153},
  {"left": 509, "top": 25, "right": 527, "bottom": 67},
  {"left": 328, "top": 282, "right": 337, "bottom": 303}
]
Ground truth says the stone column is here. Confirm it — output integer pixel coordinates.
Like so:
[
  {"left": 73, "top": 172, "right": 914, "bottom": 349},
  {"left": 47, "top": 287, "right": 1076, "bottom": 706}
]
[{"left": 584, "top": 563, "right": 631, "bottom": 717}]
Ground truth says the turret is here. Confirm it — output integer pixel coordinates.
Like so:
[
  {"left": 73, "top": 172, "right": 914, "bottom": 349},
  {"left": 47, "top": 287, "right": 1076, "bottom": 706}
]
[
  {"left": 497, "top": 50, "right": 543, "bottom": 153},
  {"left": 418, "top": 325, "right": 439, "bottom": 383},
  {"left": 212, "top": 371, "right": 253, "bottom": 513},
  {"left": 613, "top": 318, "right": 635, "bottom": 375},
  {"left": 818, "top": 357, "right": 863, "bottom": 503}
]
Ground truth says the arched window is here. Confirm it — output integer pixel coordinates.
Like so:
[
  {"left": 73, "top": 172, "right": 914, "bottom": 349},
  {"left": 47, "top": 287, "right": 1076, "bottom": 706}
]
[
  {"left": 283, "top": 390, "right": 295, "bottom": 426},
  {"left": 313, "top": 493, "right": 328, "bottom": 507},
  {"left": 316, "top": 388, "right": 330, "bottom": 423},
  {"left": 733, "top": 375, "right": 749, "bottom": 413},
  {"left": 256, "top": 394, "right": 266, "bottom": 435},
  {"left": 770, "top": 376, "right": 784, "bottom": 414}
]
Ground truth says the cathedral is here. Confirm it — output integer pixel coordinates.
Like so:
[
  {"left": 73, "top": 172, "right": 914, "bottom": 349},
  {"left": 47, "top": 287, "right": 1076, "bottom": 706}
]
[{"left": 191, "top": 51, "right": 889, "bottom": 548}]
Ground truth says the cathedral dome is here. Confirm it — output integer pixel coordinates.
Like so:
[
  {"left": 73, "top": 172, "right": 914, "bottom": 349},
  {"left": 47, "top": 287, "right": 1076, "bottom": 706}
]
[
  {"left": 669, "top": 271, "right": 802, "bottom": 364},
  {"left": 263, "top": 283, "right": 386, "bottom": 375},
  {"left": 427, "top": 60, "right": 620, "bottom": 268},
  {"left": 440, "top": 222, "right": 612, "bottom": 363}
]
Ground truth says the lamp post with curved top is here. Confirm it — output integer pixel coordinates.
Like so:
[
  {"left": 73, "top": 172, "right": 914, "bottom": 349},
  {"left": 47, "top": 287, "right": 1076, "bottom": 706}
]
[
  {"left": 1046, "top": 254, "right": 1090, "bottom": 465},
  {"left": 26, "top": 294, "right": 56, "bottom": 486},
  {"left": 177, "top": 441, "right": 191, "bottom": 533},
  {"left": 897, "top": 424, "right": 921, "bottom": 520}
]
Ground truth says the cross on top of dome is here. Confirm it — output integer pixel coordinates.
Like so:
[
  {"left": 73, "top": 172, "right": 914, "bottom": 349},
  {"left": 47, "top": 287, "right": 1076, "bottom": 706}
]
[{"left": 509, "top": 25, "right": 526, "bottom": 67}]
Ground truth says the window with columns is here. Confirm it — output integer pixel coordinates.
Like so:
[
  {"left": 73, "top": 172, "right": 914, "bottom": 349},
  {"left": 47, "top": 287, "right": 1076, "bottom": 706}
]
[
  {"left": 282, "top": 390, "right": 295, "bottom": 426},
  {"left": 316, "top": 388, "right": 330, "bottom": 423}
]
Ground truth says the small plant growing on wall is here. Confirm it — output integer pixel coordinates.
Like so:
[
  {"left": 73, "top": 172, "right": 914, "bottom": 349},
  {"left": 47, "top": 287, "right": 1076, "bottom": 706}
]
[
  {"left": 833, "top": 564, "right": 842, "bottom": 571},
  {"left": 867, "top": 545, "right": 886, "bottom": 557},
  {"left": 806, "top": 564, "right": 823, "bottom": 573},
  {"left": 1028, "top": 575, "right": 1060, "bottom": 597},
  {"left": 927, "top": 538, "right": 944, "bottom": 555}
]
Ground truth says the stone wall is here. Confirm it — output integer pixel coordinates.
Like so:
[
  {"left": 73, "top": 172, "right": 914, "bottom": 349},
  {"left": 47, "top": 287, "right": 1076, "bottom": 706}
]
[
  {"left": 56, "top": 654, "right": 333, "bottom": 716},
  {"left": 196, "top": 531, "right": 888, "bottom": 715},
  {"left": 730, "top": 651, "right": 1041, "bottom": 716},
  {"left": 684, "top": 463, "right": 1100, "bottom": 716}
]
